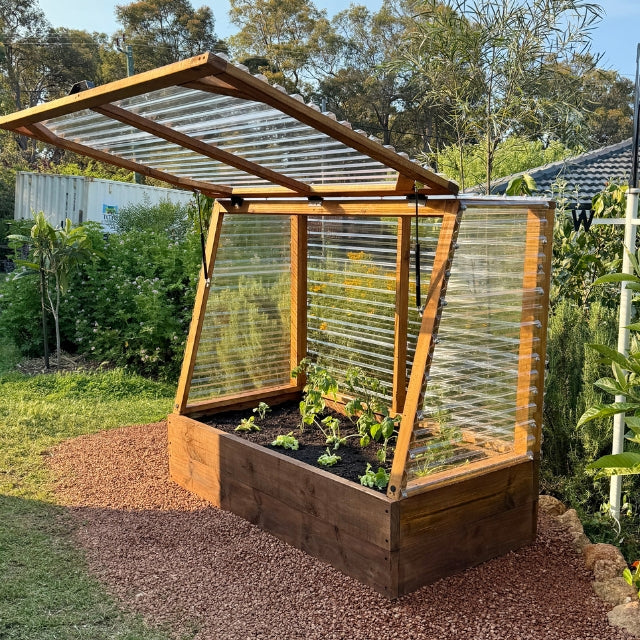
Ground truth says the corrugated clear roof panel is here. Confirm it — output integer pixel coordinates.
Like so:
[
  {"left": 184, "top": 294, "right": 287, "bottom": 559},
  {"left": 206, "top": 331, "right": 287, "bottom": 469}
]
[{"left": 44, "top": 86, "right": 398, "bottom": 189}]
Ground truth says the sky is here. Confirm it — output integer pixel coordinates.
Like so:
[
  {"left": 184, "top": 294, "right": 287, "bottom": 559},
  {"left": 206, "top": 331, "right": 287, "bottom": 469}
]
[{"left": 36, "top": 0, "right": 640, "bottom": 79}]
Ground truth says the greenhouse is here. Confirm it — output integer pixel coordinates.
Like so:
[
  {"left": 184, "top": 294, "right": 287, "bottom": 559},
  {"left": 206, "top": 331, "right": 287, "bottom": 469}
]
[{"left": 0, "top": 52, "right": 554, "bottom": 597}]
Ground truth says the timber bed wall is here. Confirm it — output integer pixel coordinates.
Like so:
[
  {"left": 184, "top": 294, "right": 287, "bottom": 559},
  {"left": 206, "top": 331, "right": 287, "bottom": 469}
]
[{"left": 0, "top": 52, "right": 554, "bottom": 598}]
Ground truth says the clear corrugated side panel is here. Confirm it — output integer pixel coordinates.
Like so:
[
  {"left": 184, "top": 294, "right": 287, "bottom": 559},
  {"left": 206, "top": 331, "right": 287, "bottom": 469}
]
[
  {"left": 406, "top": 207, "right": 546, "bottom": 484},
  {"left": 187, "top": 215, "right": 291, "bottom": 403},
  {"left": 307, "top": 217, "right": 398, "bottom": 399}
]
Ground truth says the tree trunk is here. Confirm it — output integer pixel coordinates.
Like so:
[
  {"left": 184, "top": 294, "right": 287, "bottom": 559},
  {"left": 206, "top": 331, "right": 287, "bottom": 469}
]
[{"left": 39, "top": 264, "right": 50, "bottom": 370}]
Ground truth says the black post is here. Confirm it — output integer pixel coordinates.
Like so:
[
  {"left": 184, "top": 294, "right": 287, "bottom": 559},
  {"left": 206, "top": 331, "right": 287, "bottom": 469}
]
[{"left": 39, "top": 261, "right": 50, "bottom": 369}]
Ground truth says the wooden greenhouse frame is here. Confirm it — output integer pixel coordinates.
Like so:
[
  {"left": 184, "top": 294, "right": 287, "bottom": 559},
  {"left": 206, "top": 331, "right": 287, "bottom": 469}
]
[{"left": 0, "top": 53, "right": 555, "bottom": 598}]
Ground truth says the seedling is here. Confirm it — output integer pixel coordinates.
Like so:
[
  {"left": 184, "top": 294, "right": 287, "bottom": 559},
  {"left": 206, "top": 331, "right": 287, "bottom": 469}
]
[
  {"left": 271, "top": 432, "right": 299, "bottom": 450},
  {"left": 344, "top": 367, "right": 399, "bottom": 463},
  {"left": 253, "top": 402, "right": 271, "bottom": 420},
  {"left": 235, "top": 415, "right": 260, "bottom": 432},
  {"left": 317, "top": 448, "right": 341, "bottom": 467},
  {"left": 319, "top": 415, "right": 346, "bottom": 450},
  {"left": 359, "top": 463, "right": 390, "bottom": 490},
  {"left": 292, "top": 358, "right": 338, "bottom": 431}
]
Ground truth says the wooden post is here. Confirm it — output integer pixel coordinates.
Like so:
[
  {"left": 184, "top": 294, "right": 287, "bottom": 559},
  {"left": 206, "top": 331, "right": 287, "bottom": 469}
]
[
  {"left": 291, "top": 215, "right": 308, "bottom": 387},
  {"left": 392, "top": 216, "right": 411, "bottom": 414},
  {"left": 514, "top": 205, "right": 554, "bottom": 455},
  {"left": 173, "top": 203, "right": 225, "bottom": 414},
  {"left": 387, "top": 203, "right": 461, "bottom": 499}
]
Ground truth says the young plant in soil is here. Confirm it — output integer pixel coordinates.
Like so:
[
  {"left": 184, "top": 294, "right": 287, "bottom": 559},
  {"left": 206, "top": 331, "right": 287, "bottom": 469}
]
[
  {"left": 292, "top": 358, "right": 339, "bottom": 432},
  {"left": 317, "top": 448, "right": 341, "bottom": 467},
  {"left": 359, "top": 463, "right": 390, "bottom": 490},
  {"left": 344, "top": 367, "right": 399, "bottom": 464},
  {"left": 235, "top": 415, "right": 260, "bottom": 432},
  {"left": 271, "top": 432, "right": 300, "bottom": 450}
]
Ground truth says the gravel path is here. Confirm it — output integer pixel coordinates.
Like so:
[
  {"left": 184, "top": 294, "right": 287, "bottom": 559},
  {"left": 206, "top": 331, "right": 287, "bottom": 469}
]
[{"left": 48, "top": 422, "right": 631, "bottom": 640}]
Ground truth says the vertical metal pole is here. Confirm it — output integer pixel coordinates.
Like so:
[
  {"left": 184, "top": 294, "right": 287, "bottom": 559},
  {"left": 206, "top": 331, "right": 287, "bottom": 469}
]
[{"left": 610, "top": 189, "right": 639, "bottom": 519}]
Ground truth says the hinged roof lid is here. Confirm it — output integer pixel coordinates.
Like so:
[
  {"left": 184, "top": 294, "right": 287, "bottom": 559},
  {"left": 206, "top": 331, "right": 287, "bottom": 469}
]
[{"left": 0, "top": 52, "right": 458, "bottom": 199}]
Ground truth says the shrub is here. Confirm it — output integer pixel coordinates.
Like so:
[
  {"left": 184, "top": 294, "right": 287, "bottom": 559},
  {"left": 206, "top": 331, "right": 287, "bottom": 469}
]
[{"left": 542, "top": 299, "right": 618, "bottom": 511}]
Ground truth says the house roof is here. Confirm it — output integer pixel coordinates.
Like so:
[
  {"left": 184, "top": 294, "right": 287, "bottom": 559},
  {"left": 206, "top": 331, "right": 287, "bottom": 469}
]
[
  {"left": 485, "top": 138, "right": 633, "bottom": 206},
  {"left": 0, "top": 52, "right": 458, "bottom": 199}
]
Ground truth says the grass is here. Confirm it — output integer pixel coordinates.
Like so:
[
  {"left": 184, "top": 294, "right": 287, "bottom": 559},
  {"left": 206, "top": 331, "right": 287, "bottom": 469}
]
[{"left": 0, "top": 362, "right": 188, "bottom": 639}]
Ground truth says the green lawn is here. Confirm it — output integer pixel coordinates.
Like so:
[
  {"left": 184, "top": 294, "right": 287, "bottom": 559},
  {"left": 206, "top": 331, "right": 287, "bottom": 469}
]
[{"left": 0, "top": 365, "right": 187, "bottom": 639}]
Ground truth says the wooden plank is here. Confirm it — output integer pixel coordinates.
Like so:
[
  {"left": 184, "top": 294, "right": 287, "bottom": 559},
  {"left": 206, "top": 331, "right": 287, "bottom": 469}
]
[
  {"left": 0, "top": 52, "right": 223, "bottom": 129},
  {"left": 181, "top": 76, "right": 254, "bottom": 100},
  {"left": 402, "top": 452, "right": 527, "bottom": 497},
  {"left": 92, "top": 103, "right": 311, "bottom": 194},
  {"left": 530, "top": 205, "right": 554, "bottom": 456},
  {"left": 290, "top": 215, "right": 308, "bottom": 387},
  {"left": 398, "top": 459, "right": 535, "bottom": 541},
  {"left": 395, "top": 501, "right": 536, "bottom": 596},
  {"left": 183, "top": 384, "right": 300, "bottom": 417},
  {"left": 20, "top": 123, "right": 231, "bottom": 198},
  {"left": 217, "top": 199, "right": 449, "bottom": 217},
  {"left": 173, "top": 206, "right": 225, "bottom": 413},
  {"left": 215, "top": 62, "right": 459, "bottom": 195},
  {"left": 230, "top": 183, "right": 430, "bottom": 199},
  {"left": 514, "top": 205, "right": 554, "bottom": 455},
  {"left": 387, "top": 203, "right": 462, "bottom": 499},
  {"left": 392, "top": 216, "right": 411, "bottom": 414},
  {"left": 167, "top": 414, "right": 393, "bottom": 548}
]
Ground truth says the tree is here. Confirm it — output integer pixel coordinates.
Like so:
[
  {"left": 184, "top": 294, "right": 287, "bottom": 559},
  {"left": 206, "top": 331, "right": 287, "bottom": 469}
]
[
  {"left": 229, "top": 0, "right": 327, "bottom": 92},
  {"left": 9, "top": 212, "right": 97, "bottom": 369},
  {"left": 313, "top": 5, "right": 409, "bottom": 146},
  {"left": 115, "top": 0, "right": 227, "bottom": 73},
  {"left": 394, "top": 0, "right": 602, "bottom": 192}
]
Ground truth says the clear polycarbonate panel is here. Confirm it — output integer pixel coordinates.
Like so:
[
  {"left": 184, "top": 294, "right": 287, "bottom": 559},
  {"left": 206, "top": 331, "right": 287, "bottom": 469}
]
[
  {"left": 44, "top": 85, "right": 398, "bottom": 189},
  {"left": 307, "top": 217, "right": 399, "bottom": 400},
  {"left": 405, "top": 206, "right": 548, "bottom": 485},
  {"left": 187, "top": 215, "right": 291, "bottom": 403}
]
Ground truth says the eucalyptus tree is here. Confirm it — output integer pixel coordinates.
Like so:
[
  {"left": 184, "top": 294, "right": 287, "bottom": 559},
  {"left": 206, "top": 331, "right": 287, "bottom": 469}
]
[
  {"left": 394, "top": 0, "right": 603, "bottom": 192},
  {"left": 115, "top": 0, "right": 227, "bottom": 73},
  {"left": 229, "top": 0, "right": 328, "bottom": 93}
]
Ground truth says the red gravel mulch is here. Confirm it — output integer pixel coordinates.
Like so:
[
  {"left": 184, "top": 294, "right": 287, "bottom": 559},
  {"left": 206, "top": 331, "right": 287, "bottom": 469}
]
[{"left": 48, "top": 422, "right": 632, "bottom": 640}]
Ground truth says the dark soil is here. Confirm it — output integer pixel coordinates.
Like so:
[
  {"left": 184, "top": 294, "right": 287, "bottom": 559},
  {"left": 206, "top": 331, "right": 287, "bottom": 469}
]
[{"left": 205, "top": 401, "right": 388, "bottom": 485}]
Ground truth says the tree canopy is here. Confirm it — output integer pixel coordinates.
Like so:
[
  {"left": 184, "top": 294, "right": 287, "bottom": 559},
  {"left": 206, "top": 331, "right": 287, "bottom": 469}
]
[{"left": 0, "top": 0, "right": 633, "bottom": 192}]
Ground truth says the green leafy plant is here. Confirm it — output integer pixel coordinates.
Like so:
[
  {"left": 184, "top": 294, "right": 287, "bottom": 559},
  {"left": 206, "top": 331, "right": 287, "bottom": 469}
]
[
  {"left": 318, "top": 415, "right": 346, "bottom": 450},
  {"left": 292, "top": 358, "right": 339, "bottom": 431},
  {"left": 271, "top": 432, "right": 299, "bottom": 450},
  {"left": 344, "top": 367, "right": 399, "bottom": 463},
  {"left": 8, "top": 212, "right": 97, "bottom": 369},
  {"left": 253, "top": 401, "right": 271, "bottom": 420},
  {"left": 623, "top": 561, "right": 640, "bottom": 599},
  {"left": 317, "top": 448, "right": 341, "bottom": 467},
  {"left": 359, "top": 463, "right": 390, "bottom": 490},
  {"left": 235, "top": 415, "right": 260, "bottom": 432}
]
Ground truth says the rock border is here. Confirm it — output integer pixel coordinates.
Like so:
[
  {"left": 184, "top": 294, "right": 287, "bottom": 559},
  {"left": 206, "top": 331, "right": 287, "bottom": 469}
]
[{"left": 539, "top": 495, "right": 640, "bottom": 637}]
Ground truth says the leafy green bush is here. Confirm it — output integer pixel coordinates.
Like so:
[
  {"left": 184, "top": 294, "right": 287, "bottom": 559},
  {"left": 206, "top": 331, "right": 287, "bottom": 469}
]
[
  {"left": 61, "top": 228, "right": 200, "bottom": 380},
  {"left": 0, "top": 209, "right": 201, "bottom": 380},
  {"left": 542, "top": 299, "right": 618, "bottom": 510}
]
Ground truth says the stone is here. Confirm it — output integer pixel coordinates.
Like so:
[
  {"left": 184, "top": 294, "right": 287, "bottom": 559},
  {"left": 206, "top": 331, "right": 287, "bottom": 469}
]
[
  {"left": 573, "top": 532, "right": 592, "bottom": 553},
  {"left": 608, "top": 601, "right": 640, "bottom": 637},
  {"left": 583, "top": 543, "right": 627, "bottom": 571},
  {"left": 556, "top": 508, "right": 584, "bottom": 535},
  {"left": 538, "top": 495, "right": 567, "bottom": 516},
  {"left": 594, "top": 558, "right": 630, "bottom": 582},
  {"left": 593, "top": 578, "right": 637, "bottom": 606}
]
